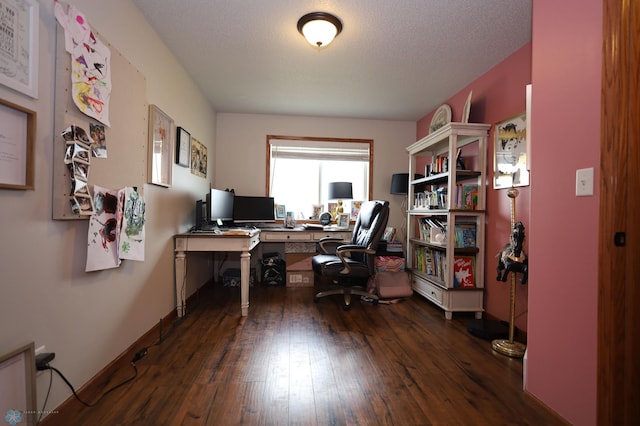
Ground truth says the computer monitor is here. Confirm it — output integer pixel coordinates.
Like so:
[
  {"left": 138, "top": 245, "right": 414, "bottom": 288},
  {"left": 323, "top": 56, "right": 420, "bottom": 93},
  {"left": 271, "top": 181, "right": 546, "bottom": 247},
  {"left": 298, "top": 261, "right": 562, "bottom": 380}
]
[
  {"left": 233, "top": 196, "right": 275, "bottom": 224},
  {"left": 205, "top": 188, "right": 234, "bottom": 227}
]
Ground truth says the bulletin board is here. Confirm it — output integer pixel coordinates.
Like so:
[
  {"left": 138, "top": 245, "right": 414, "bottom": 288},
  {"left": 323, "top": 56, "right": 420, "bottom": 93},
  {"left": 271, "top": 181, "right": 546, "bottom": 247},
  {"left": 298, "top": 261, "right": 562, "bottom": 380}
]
[{"left": 52, "top": 25, "right": 148, "bottom": 220}]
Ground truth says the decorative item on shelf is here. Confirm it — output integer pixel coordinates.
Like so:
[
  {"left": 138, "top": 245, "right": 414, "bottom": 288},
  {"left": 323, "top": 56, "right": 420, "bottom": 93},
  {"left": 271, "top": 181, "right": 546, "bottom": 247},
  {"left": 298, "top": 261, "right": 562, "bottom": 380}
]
[
  {"left": 337, "top": 213, "right": 350, "bottom": 229},
  {"left": 328, "top": 181, "right": 352, "bottom": 219},
  {"left": 285, "top": 211, "right": 296, "bottom": 228},
  {"left": 297, "top": 12, "right": 343, "bottom": 48},
  {"left": 429, "top": 104, "right": 452, "bottom": 133},
  {"left": 275, "top": 204, "right": 286, "bottom": 219},
  {"left": 492, "top": 187, "right": 528, "bottom": 358},
  {"left": 311, "top": 204, "right": 323, "bottom": 220},
  {"left": 461, "top": 90, "right": 473, "bottom": 123},
  {"left": 319, "top": 211, "right": 332, "bottom": 226},
  {"left": 455, "top": 148, "right": 466, "bottom": 170}
]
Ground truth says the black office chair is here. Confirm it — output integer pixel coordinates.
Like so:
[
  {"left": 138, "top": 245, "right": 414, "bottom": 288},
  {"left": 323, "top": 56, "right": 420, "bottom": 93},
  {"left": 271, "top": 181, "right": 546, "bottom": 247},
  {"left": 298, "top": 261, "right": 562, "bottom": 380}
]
[{"left": 312, "top": 200, "right": 390, "bottom": 310}]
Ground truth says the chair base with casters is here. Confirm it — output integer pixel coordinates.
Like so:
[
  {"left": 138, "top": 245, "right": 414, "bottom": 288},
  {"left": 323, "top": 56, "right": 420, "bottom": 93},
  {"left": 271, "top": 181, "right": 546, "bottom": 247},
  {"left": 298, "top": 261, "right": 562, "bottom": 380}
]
[
  {"left": 313, "top": 273, "right": 379, "bottom": 310},
  {"left": 311, "top": 200, "right": 389, "bottom": 310}
]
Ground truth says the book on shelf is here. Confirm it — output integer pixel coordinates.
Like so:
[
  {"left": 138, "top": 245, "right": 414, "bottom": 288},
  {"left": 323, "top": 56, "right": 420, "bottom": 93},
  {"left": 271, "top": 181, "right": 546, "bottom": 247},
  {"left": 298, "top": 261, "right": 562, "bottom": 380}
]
[
  {"left": 383, "top": 226, "right": 397, "bottom": 242},
  {"left": 454, "top": 223, "right": 477, "bottom": 248},
  {"left": 453, "top": 255, "right": 476, "bottom": 288},
  {"left": 385, "top": 241, "right": 403, "bottom": 252},
  {"left": 454, "top": 184, "right": 479, "bottom": 210}
]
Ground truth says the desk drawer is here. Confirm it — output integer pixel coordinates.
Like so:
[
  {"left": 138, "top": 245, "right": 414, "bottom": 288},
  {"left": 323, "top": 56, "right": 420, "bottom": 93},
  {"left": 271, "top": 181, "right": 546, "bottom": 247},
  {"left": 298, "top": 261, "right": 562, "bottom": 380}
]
[
  {"left": 312, "top": 231, "right": 351, "bottom": 241},
  {"left": 261, "top": 232, "right": 313, "bottom": 242}
]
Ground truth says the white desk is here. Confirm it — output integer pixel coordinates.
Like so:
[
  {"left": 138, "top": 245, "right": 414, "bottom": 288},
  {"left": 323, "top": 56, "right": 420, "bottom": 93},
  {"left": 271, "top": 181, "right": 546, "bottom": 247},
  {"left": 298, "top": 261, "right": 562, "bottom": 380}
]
[
  {"left": 173, "top": 228, "right": 352, "bottom": 317},
  {"left": 174, "top": 230, "right": 260, "bottom": 317}
]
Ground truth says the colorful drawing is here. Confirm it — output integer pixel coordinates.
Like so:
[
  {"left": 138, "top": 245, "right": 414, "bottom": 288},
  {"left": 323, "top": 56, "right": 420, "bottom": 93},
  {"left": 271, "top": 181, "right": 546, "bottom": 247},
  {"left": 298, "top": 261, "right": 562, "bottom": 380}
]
[
  {"left": 119, "top": 187, "right": 145, "bottom": 261},
  {"left": 86, "top": 185, "right": 121, "bottom": 271},
  {"left": 55, "top": 2, "right": 112, "bottom": 126}
]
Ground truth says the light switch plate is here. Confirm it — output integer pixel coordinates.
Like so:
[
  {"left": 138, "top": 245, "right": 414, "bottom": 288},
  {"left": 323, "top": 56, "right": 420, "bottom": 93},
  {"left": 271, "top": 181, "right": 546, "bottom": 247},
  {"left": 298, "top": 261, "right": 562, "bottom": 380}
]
[{"left": 576, "top": 167, "right": 594, "bottom": 196}]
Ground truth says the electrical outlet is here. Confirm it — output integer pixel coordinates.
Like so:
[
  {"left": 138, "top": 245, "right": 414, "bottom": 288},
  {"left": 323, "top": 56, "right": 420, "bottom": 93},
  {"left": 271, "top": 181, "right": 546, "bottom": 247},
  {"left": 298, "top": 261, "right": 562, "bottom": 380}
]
[{"left": 35, "top": 345, "right": 46, "bottom": 355}]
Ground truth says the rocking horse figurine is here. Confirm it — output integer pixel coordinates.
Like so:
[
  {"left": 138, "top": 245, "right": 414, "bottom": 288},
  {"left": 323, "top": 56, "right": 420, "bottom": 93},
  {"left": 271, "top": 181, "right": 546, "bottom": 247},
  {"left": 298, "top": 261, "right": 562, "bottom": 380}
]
[{"left": 497, "top": 220, "right": 528, "bottom": 284}]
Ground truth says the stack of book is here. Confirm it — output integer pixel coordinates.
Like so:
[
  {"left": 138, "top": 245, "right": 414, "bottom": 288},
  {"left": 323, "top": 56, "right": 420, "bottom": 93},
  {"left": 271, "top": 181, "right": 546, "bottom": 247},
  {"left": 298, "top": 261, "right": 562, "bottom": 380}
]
[{"left": 386, "top": 241, "right": 403, "bottom": 253}]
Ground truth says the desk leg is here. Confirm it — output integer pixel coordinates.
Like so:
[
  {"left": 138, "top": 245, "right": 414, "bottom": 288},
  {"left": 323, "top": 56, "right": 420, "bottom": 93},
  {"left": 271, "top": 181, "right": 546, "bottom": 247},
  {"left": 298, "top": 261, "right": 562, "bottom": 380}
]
[
  {"left": 240, "top": 250, "right": 251, "bottom": 316},
  {"left": 175, "top": 250, "right": 186, "bottom": 317}
]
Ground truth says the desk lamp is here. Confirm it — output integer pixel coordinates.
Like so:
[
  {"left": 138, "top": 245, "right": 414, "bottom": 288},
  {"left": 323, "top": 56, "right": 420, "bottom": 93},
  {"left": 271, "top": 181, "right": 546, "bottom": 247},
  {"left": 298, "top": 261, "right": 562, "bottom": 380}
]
[{"left": 328, "top": 182, "right": 352, "bottom": 219}]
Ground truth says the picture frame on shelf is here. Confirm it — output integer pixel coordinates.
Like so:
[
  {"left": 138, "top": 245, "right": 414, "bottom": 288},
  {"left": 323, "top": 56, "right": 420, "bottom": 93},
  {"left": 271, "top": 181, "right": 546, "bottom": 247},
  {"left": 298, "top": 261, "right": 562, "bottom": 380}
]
[
  {"left": 275, "top": 204, "right": 286, "bottom": 219},
  {"left": 351, "top": 200, "right": 362, "bottom": 220},
  {"left": 190, "top": 137, "right": 207, "bottom": 178},
  {"left": 147, "top": 104, "right": 174, "bottom": 187},
  {"left": 176, "top": 127, "right": 191, "bottom": 167},
  {"left": 494, "top": 112, "right": 529, "bottom": 189},
  {"left": 311, "top": 204, "right": 323, "bottom": 220},
  {"left": 337, "top": 213, "right": 350, "bottom": 229},
  {"left": 0, "top": 0, "right": 39, "bottom": 99},
  {"left": 0, "top": 98, "right": 36, "bottom": 190}
]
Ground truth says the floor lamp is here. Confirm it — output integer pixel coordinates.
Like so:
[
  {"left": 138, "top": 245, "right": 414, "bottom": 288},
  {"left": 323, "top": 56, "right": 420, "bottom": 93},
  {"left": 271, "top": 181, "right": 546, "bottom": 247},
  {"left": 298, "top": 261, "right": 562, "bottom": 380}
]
[{"left": 390, "top": 173, "right": 424, "bottom": 242}]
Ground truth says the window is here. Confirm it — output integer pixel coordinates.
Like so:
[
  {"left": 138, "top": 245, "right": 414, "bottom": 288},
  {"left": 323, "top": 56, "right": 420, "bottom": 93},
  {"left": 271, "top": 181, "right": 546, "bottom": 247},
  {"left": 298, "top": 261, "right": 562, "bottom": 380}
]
[{"left": 266, "top": 135, "right": 373, "bottom": 220}]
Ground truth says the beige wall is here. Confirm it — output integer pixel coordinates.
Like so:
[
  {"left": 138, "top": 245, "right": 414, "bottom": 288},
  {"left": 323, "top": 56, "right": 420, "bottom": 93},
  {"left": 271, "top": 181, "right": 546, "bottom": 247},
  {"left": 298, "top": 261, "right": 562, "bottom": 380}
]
[
  {"left": 0, "top": 0, "right": 215, "bottom": 415},
  {"left": 215, "top": 113, "right": 416, "bottom": 232},
  {"left": 0, "top": 1, "right": 415, "bottom": 418}
]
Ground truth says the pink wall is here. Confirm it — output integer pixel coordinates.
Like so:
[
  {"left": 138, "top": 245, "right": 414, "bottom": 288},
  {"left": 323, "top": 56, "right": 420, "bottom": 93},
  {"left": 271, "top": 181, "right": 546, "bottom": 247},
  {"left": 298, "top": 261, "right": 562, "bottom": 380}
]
[
  {"left": 416, "top": 43, "right": 533, "bottom": 331},
  {"left": 416, "top": 1, "right": 602, "bottom": 422},
  {"left": 527, "top": 1, "right": 601, "bottom": 424}
]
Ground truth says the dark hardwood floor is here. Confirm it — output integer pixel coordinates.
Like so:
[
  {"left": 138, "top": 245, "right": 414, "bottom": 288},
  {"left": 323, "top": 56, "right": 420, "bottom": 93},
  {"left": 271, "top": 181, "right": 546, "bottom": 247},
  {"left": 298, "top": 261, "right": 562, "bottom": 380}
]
[{"left": 59, "top": 282, "right": 566, "bottom": 425}]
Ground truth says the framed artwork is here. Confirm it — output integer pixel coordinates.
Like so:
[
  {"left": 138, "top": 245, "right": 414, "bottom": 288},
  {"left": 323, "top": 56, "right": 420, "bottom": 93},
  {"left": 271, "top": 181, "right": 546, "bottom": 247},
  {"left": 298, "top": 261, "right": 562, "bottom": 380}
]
[
  {"left": 275, "top": 204, "right": 286, "bottom": 219},
  {"left": 0, "top": 98, "right": 36, "bottom": 190},
  {"left": 176, "top": 127, "right": 191, "bottom": 167},
  {"left": 190, "top": 137, "right": 207, "bottom": 178},
  {"left": 0, "top": 0, "right": 39, "bottom": 98},
  {"left": 311, "top": 204, "right": 323, "bottom": 220},
  {"left": 351, "top": 201, "right": 362, "bottom": 220},
  {"left": 0, "top": 342, "right": 37, "bottom": 425},
  {"left": 147, "top": 104, "right": 174, "bottom": 187},
  {"left": 337, "top": 213, "right": 350, "bottom": 229},
  {"left": 494, "top": 112, "right": 529, "bottom": 189}
]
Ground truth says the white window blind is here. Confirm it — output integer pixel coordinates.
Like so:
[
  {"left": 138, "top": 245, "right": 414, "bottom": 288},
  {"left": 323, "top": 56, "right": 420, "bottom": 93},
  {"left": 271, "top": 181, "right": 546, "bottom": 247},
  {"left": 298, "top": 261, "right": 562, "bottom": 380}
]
[{"left": 268, "top": 139, "right": 371, "bottom": 220}]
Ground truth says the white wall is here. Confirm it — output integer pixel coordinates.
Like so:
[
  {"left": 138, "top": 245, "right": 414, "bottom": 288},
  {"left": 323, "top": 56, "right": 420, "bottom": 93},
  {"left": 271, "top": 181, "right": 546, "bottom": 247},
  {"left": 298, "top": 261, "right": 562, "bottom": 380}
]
[
  {"left": 0, "top": 0, "right": 215, "bottom": 415},
  {"left": 215, "top": 113, "right": 416, "bottom": 232}
]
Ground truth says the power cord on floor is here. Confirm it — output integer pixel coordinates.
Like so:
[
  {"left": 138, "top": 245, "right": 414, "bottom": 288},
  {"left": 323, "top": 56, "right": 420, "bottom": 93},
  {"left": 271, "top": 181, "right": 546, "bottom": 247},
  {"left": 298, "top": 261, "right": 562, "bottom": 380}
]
[{"left": 37, "top": 360, "right": 139, "bottom": 409}]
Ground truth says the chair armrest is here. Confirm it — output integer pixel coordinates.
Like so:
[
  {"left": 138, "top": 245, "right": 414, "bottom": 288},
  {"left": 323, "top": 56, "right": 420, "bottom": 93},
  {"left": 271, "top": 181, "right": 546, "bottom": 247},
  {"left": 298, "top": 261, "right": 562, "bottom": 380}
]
[
  {"left": 318, "top": 236, "right": 347, "bottom": 254},
  {"left": 335, "top": 245, "right": 376, "bottom": 274}
]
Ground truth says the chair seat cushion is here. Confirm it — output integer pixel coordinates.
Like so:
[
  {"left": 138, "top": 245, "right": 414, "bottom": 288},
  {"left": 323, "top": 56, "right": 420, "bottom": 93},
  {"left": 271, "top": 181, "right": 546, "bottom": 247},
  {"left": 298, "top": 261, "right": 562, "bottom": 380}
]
[{"left": 312, "top": 254, "right": 372, "bottom": 278}]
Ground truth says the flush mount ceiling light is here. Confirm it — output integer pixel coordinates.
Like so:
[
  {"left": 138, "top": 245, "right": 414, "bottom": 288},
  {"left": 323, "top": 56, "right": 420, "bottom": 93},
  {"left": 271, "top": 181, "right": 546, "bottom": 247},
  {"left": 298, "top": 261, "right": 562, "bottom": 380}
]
[{"left": 297, "top": 12, "right": 343, "bottom": 48}]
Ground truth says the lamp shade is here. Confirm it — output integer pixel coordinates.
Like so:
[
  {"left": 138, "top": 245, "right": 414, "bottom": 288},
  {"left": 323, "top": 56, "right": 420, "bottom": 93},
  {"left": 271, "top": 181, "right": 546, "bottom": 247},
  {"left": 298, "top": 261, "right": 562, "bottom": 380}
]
[
  {"left": 390, "top": 173, "right": 425, "bottom": 194},
  {"left": 328, "top": 182, "right": 353, "bottom": 199}
]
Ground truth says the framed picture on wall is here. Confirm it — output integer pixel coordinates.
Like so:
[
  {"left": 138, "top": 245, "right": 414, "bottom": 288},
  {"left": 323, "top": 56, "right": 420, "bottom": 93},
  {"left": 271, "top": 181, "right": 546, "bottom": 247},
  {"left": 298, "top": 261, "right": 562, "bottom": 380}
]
[
  {"left": 494, "top": 112, "right": 530, "bottom": 189},
  {"left": 147, "top": 104, "right": 174, "bottom": 187},
  {"left": 190, "top": 137, "right": 207, "bottom": 178},
  {"left": 0, "top": 98, "right": 36, "bottom": 190},
  {"left": 0, "top": 0, "right": 39, "bottom": 98},
  {"left": 176, "top": 127, "right": 191, "bottom": 167}
]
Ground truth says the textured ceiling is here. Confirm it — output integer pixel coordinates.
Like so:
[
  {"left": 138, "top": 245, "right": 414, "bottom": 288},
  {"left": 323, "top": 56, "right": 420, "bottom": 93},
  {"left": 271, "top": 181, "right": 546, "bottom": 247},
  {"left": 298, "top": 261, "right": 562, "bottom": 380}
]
[{"left": 131, "top": 0, "right": 532, "bottom": 121}]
